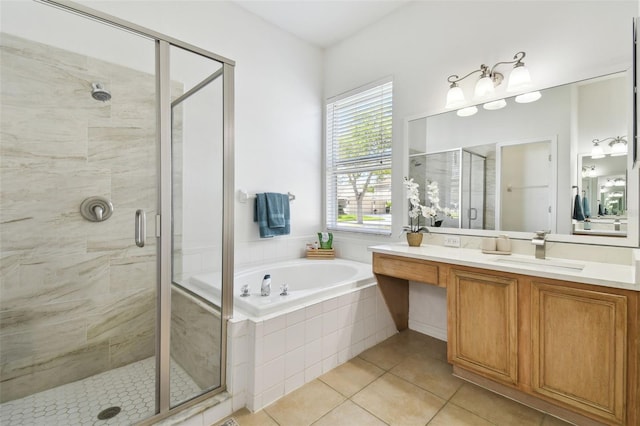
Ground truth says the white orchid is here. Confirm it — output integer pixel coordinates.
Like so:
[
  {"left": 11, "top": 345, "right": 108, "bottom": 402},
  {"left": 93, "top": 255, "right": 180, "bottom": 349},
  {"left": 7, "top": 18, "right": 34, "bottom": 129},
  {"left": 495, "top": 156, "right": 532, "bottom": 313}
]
[
  {"left": 404, "top": 178, "right": 459, "bottom": 231},
  {"left": 403, "top": 177, "right": 430, "bottom": 233}
]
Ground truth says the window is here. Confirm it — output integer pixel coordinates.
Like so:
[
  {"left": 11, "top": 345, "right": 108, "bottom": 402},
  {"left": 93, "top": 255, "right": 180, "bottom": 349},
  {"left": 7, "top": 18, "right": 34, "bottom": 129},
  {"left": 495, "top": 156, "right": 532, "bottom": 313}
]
[{"left": 325, "top": 79, "right": 393, "bottom": 234}]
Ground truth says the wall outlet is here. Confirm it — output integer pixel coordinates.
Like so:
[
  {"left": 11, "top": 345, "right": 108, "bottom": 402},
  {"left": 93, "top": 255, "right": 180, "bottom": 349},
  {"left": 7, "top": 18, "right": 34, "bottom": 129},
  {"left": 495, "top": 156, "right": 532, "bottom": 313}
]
[{"left": 443, "top": 235, "right": 461, "bottom": 247}]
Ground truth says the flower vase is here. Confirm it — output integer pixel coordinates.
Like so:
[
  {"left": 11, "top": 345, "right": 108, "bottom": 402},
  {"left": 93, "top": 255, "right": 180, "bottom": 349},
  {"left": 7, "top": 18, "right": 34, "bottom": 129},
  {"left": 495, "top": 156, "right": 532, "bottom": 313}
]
[
  {"left": 406, "top": 232, "right": 423, "bottom": 247},
  {"left": 434, "top": 220, "right": 443, "bottom": 227}
]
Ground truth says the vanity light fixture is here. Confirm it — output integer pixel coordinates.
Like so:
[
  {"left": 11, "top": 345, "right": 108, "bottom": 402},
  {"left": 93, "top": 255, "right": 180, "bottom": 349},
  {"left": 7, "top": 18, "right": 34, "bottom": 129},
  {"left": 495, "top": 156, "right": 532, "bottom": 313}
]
[
  {"left": 582, "top": 165, "right": 597, "bottom": 178},
  {"left": 609, "top": 136, "right": 627, "bottom": 156},
  {"left": 614, "top": 178, "right": 626, "bottom": 186},
  {"left": 591, "top": 136, "right": 627, "bottom": 158},
  {"left": 445, "top": 51, "right": 533, "bottom": 108},
  {"left": 590, "top": 139, "right": 605, "bottom": 159}
]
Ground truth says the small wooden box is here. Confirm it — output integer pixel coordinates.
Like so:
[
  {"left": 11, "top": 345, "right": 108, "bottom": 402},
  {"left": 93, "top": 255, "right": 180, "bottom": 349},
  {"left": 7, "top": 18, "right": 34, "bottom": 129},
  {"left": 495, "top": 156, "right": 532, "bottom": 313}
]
[{"left": 306, "top": 248, "right": 335, "bottom": 259}]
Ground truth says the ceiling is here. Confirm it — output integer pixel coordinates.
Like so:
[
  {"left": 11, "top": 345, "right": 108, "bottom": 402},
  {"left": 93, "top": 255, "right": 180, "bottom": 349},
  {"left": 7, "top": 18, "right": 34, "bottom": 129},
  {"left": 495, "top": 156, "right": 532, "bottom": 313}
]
[{"left": 233, "top": 0, "right": 410, "bottom": 48}]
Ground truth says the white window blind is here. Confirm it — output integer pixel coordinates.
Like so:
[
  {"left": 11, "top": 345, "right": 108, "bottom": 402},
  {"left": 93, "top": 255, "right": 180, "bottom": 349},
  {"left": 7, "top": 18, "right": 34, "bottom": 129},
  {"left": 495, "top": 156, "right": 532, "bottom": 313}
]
[{"left": 325, "top": 79, "right": 393, "bottom": 234}]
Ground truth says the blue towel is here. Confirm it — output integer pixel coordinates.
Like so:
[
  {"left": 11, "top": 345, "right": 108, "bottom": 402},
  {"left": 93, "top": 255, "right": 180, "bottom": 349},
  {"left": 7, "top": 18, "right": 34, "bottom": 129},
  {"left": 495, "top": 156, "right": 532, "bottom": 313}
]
[
  {"left": 266, "top": 192, "right": 287, "bottom": 228},
  {"left": 572, "top": 194, "right": 585, "bottom": 221},
  {"left": 582, "top": 196, "right": 590, "bottom": 218},
  {"left": 254, "top": 193, "right": 290, "bottom": 238}
]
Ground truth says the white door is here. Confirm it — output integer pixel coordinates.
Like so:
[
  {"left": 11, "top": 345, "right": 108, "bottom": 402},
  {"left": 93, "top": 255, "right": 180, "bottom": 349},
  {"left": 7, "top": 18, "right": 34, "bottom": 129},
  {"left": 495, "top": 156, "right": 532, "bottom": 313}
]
[{"left": 497, "top": 139, "right": 556, "bottom": 233}]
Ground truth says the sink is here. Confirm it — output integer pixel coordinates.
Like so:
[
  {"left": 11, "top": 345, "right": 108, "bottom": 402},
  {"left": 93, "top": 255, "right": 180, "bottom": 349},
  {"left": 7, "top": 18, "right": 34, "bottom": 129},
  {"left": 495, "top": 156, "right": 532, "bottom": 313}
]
[{"left": 494, "top": 257, "right": 585, "bottom": 271}]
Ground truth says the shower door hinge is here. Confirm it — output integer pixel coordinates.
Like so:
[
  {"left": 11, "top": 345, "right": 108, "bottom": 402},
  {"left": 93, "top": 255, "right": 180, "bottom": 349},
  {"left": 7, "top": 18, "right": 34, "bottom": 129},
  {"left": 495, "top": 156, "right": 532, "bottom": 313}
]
[{"left": 155, "top": 215, "right": 161, "bottom": 237}]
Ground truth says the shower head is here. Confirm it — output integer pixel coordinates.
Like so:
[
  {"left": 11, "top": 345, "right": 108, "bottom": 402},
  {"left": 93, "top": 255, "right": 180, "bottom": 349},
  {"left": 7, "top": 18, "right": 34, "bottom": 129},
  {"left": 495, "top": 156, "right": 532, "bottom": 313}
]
[
  {"left": 91, "top": 82, "right": 111, "bottom": 102},
  {"left": 411, "top": 159, "right": 423, "bottom": 167}
]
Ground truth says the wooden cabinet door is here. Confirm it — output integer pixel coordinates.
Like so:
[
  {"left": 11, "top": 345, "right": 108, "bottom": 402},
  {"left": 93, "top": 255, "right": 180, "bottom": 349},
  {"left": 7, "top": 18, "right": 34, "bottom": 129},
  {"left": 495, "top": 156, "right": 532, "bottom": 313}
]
[
  {"left": 531, "top": 281, "right": 627, "bottom": 425},
  {"left": 448, "top": 269, "right": 518, "bottom": 385}
]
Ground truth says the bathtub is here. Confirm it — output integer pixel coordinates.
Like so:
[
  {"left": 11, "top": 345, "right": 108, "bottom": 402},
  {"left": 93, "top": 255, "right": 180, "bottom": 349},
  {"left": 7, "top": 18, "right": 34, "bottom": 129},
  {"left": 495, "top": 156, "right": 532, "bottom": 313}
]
[{"left": 187, "top": 258, "right": 376, "bottom": 317}]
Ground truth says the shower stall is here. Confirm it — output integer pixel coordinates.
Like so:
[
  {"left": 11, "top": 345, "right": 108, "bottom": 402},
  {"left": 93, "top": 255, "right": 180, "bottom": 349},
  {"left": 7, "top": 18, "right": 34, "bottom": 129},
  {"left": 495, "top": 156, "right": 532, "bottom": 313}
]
[
  {"left": 0, "top": 1, "right": 234, "bottom": 424},
  {"left": 409, "top": 148, "right": 488, "bottom": 230}
]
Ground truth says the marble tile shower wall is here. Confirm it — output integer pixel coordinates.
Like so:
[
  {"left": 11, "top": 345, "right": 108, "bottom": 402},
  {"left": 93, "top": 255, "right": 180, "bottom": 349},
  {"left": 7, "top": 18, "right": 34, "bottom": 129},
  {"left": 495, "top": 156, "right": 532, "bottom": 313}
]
[{"left": 0, "top": 33, "right": 158, "bottom": 402}]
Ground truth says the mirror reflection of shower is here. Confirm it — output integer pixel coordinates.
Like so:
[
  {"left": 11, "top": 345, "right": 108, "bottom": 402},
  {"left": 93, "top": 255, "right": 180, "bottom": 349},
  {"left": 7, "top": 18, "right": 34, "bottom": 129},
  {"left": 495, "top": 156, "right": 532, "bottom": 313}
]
[{"left": 91, "top": 82, "right": 111, "bottom": 101}]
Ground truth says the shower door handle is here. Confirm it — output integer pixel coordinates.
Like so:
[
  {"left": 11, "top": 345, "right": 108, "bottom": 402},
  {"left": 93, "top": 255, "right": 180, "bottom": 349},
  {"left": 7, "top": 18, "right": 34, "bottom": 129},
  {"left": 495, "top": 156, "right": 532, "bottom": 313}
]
[
  {"left": 135, "top": 209, "right": 146, "bottom": 247},
  {"left": 469, "top": 208, "right": 478, "bottom": 221}
]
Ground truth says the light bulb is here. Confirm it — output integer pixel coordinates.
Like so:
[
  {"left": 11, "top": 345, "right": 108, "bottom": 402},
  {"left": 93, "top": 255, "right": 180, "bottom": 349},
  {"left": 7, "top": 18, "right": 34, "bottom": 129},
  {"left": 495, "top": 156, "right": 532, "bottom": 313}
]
[
  {"left": 507, "top": 65, "right": 532, "bottom": 92},
  {"left": 483, "top": 99, "right": 507, "bottom": 110},
  {"left": 590, "top": 143, "right": 605, "bottom": 159},
  {"left": 609, "top": 140, "right": 627, "bottom": 156},
  {"left": 456, "top": 106, "right": 478, "bottom": 117},
  {"left": 473, "top": 76, "right": 495, "bottom": 99},
  {"left": 514, "top": 91, "right": 541, "bottom": 103},
  {"left": 445, "top": 85, "right": 466, "bottom": 109}
]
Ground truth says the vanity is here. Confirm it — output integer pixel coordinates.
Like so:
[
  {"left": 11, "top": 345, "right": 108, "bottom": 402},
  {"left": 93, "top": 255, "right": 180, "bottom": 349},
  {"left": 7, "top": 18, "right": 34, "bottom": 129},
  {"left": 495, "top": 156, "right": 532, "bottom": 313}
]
[{"left": 370, "top": 244, "right": 640, "bottom": 426}]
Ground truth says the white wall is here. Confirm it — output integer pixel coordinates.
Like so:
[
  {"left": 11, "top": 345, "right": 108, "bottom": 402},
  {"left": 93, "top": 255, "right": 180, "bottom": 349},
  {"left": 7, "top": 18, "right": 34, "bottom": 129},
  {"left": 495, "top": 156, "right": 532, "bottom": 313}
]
[
  {"left": 324, "top": 0, "right": 637, "bottom": 339},
  {"left": 325, "top": 0, "right": 636, "bottom": 239},
  {"left": 72, "top": 0, "right": 325, "bottom": 267}
]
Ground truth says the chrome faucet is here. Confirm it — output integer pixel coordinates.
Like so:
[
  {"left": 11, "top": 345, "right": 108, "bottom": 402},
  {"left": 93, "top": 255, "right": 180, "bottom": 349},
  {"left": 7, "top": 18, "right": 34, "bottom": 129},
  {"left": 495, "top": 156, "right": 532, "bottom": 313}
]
[{"left": 531, "top": 231, "right": 547, "bottom": 259}]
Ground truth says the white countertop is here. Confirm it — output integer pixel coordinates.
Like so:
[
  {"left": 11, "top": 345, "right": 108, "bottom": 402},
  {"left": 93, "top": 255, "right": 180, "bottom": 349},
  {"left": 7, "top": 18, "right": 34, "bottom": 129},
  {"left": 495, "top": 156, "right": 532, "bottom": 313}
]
[{"left": 369, "top": 243, "right": 640, "bottom": 292}]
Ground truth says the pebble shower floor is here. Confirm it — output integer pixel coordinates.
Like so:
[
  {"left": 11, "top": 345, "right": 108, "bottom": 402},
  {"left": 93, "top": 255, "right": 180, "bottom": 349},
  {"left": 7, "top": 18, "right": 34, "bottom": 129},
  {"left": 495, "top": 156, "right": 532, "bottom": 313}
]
[{"left": 0, "top": 357, "right": 201, "bottom": 425}]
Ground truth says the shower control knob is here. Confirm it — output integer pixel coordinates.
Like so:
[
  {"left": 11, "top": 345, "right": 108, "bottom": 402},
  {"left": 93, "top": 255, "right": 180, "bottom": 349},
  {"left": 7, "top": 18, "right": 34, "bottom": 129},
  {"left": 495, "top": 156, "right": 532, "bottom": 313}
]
[{"left": 80, "top": 196, "right": 114, "bottom": 222}]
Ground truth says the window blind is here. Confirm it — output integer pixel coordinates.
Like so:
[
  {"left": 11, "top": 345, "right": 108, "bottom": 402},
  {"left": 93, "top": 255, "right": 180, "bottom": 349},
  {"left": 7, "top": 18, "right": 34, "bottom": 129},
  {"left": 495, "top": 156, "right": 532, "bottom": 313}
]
[{"left": 325, "top": 79, "right": 393, "bottom": 234}]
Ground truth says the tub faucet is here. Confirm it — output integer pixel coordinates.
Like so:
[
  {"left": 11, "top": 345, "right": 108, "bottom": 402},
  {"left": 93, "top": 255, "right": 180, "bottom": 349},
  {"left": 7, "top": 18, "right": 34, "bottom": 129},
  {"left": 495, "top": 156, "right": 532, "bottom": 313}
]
[
  {"left": 531, "top": 231, "right": 547, "bottom": 259},
  {"left": 261, "top": 274, "right": 271, "bottom": 296}
]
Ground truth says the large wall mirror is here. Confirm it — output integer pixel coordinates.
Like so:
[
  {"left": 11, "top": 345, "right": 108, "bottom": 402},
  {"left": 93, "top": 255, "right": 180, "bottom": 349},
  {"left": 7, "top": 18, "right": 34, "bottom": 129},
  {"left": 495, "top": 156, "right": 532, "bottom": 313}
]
[{"left": 406, "top": 61, "right": 638, "bottom": 247}]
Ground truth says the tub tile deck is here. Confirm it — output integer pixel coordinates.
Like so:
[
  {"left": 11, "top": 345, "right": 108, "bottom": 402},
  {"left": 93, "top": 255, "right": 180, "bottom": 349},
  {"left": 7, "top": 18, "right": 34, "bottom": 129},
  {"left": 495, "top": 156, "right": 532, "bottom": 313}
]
[{"left": 217, "top": 330, "right": 574, "bottom": 426}]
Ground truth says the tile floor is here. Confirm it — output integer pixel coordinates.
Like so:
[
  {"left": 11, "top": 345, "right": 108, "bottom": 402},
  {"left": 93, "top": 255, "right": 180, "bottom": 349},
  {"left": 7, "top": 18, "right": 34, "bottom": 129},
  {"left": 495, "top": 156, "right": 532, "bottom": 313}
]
[
  {"left": 0, "top": 357, "right": 201, "bottom": 425},
  {"left": 218, "top": 330, "right": 573, "bottom": 426}
]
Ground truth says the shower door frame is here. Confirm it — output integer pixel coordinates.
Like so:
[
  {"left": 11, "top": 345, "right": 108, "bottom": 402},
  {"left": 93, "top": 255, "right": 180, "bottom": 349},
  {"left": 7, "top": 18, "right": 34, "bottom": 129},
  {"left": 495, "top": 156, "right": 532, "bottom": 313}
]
[{"left": 39, "top": 1, "right": 235, "bottom": 422}]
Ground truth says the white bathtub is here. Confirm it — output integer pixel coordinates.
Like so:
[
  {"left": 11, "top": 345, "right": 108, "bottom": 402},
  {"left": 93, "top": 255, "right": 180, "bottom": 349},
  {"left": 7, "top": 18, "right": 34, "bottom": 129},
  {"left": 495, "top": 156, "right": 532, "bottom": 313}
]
[{"left": 188, "top": 258, "right": 376, "bottom": 317}]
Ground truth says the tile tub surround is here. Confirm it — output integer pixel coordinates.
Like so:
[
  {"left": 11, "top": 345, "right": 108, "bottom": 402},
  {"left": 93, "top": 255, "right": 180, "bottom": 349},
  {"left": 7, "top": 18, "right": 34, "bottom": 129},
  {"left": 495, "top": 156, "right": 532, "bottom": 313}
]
[
  {"left": 0, "top": 33, "right": 158, "bottom": 401},
  {"left": 237, "top": 284, "right": 397, "bottom": 412}
]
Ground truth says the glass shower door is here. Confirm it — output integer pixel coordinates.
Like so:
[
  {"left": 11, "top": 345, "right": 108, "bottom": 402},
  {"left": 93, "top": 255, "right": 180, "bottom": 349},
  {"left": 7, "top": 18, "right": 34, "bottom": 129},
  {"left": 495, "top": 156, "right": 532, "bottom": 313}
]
[
  {"left": 169, "top": 44, "right": 225, "bottom": 407},
  {"left": 0, "top": 2, "right": 159, "bottom": 424},
  {"left": 461, "top": 150, "right": 486, "bottom": 229}
]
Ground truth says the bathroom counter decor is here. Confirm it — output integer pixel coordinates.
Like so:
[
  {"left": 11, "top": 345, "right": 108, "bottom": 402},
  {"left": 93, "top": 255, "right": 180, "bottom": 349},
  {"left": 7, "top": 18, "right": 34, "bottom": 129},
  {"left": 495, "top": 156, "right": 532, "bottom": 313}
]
[{"left": 305, "top": 248, "right": 335, "bottom": 259}]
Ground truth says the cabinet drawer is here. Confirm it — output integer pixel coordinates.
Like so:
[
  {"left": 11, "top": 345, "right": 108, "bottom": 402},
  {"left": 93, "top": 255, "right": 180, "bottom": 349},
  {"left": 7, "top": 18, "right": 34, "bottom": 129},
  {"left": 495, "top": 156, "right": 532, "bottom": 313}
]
[{"left": 373, "top": 253, "right": 440, "bottom": 286}]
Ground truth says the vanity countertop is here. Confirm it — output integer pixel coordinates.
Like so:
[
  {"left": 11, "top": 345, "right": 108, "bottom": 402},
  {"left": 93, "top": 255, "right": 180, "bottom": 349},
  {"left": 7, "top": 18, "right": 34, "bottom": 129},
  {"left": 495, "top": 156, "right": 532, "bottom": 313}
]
[{"left": 369, "top": 243, "right": 640, "bottom": 291}]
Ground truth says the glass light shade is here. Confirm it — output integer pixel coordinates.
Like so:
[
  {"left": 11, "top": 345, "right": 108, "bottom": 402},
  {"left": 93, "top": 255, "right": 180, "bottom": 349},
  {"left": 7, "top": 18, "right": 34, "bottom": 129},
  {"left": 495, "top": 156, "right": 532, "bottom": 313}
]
[
  {"left": 609, "top": 140, "right": 627, "bottom": 156},
  {"left": 483, "top": 99, "right": 507, "bottom": 110},
  {"left": 507, "top": 65, "right": 532, "bottom": 92},
  {"left": 456, "top": 106, "right": 478, "bottom": 117},
  {"left": 590, "top": 143, "right": 605, "bottom": 159},
  {"left": 514, "top": 91, "right": 541, "bottom": 103},
  {"left": 473, "top": 76, "right": 495, "bottom": 99},
  {"left": 614, "top": 178, "right": 626, "bottom": 186},
  {"left": 445, "top": 85, "right": 466, "bottom": 109},
  {"left": 605, "top": 179, "right": 615, "bottom": 187},
  {"left": 587, "top": 167, "right": 597, "bottom": 178}
]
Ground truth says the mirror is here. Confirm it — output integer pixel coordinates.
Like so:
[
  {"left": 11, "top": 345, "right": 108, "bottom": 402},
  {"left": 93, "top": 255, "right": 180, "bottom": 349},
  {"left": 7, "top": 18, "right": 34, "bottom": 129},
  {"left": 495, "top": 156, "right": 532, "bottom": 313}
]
[{"left": 407, "top": 70, "right": 635, "bottom": 242}]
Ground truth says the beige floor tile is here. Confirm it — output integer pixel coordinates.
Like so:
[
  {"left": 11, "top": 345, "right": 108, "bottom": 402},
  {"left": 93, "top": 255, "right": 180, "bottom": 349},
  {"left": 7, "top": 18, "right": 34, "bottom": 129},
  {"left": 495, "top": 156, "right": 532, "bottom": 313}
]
[
  {"left": 264, "top": 379, "right": 345, "bottom": 426},
  {"left": 222, "top": 408, "right": 278, "bottom": 426},
  {"left": 352, "top": 373, "right": 446, "bottom": 425},
  {"left": 450, "top": 383, "right": 544, "bottom": 426},
  {"left": 358, "top": 339, "right": 410, "bottom": 371},
  {"left": 389, "top": 330, "right": 448, "bottom": 362},
  {"left": 312, "top": 400, "right": 387, "bottom": 426},
  {"left": 427, "top": 403, "right": 494, "bottom": 426},
  {"left": 320, "top": 357, "right": 385, "bottom": 397},
  {"left": 390, "top": 353, "right": 463, "bottom": 400}
]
